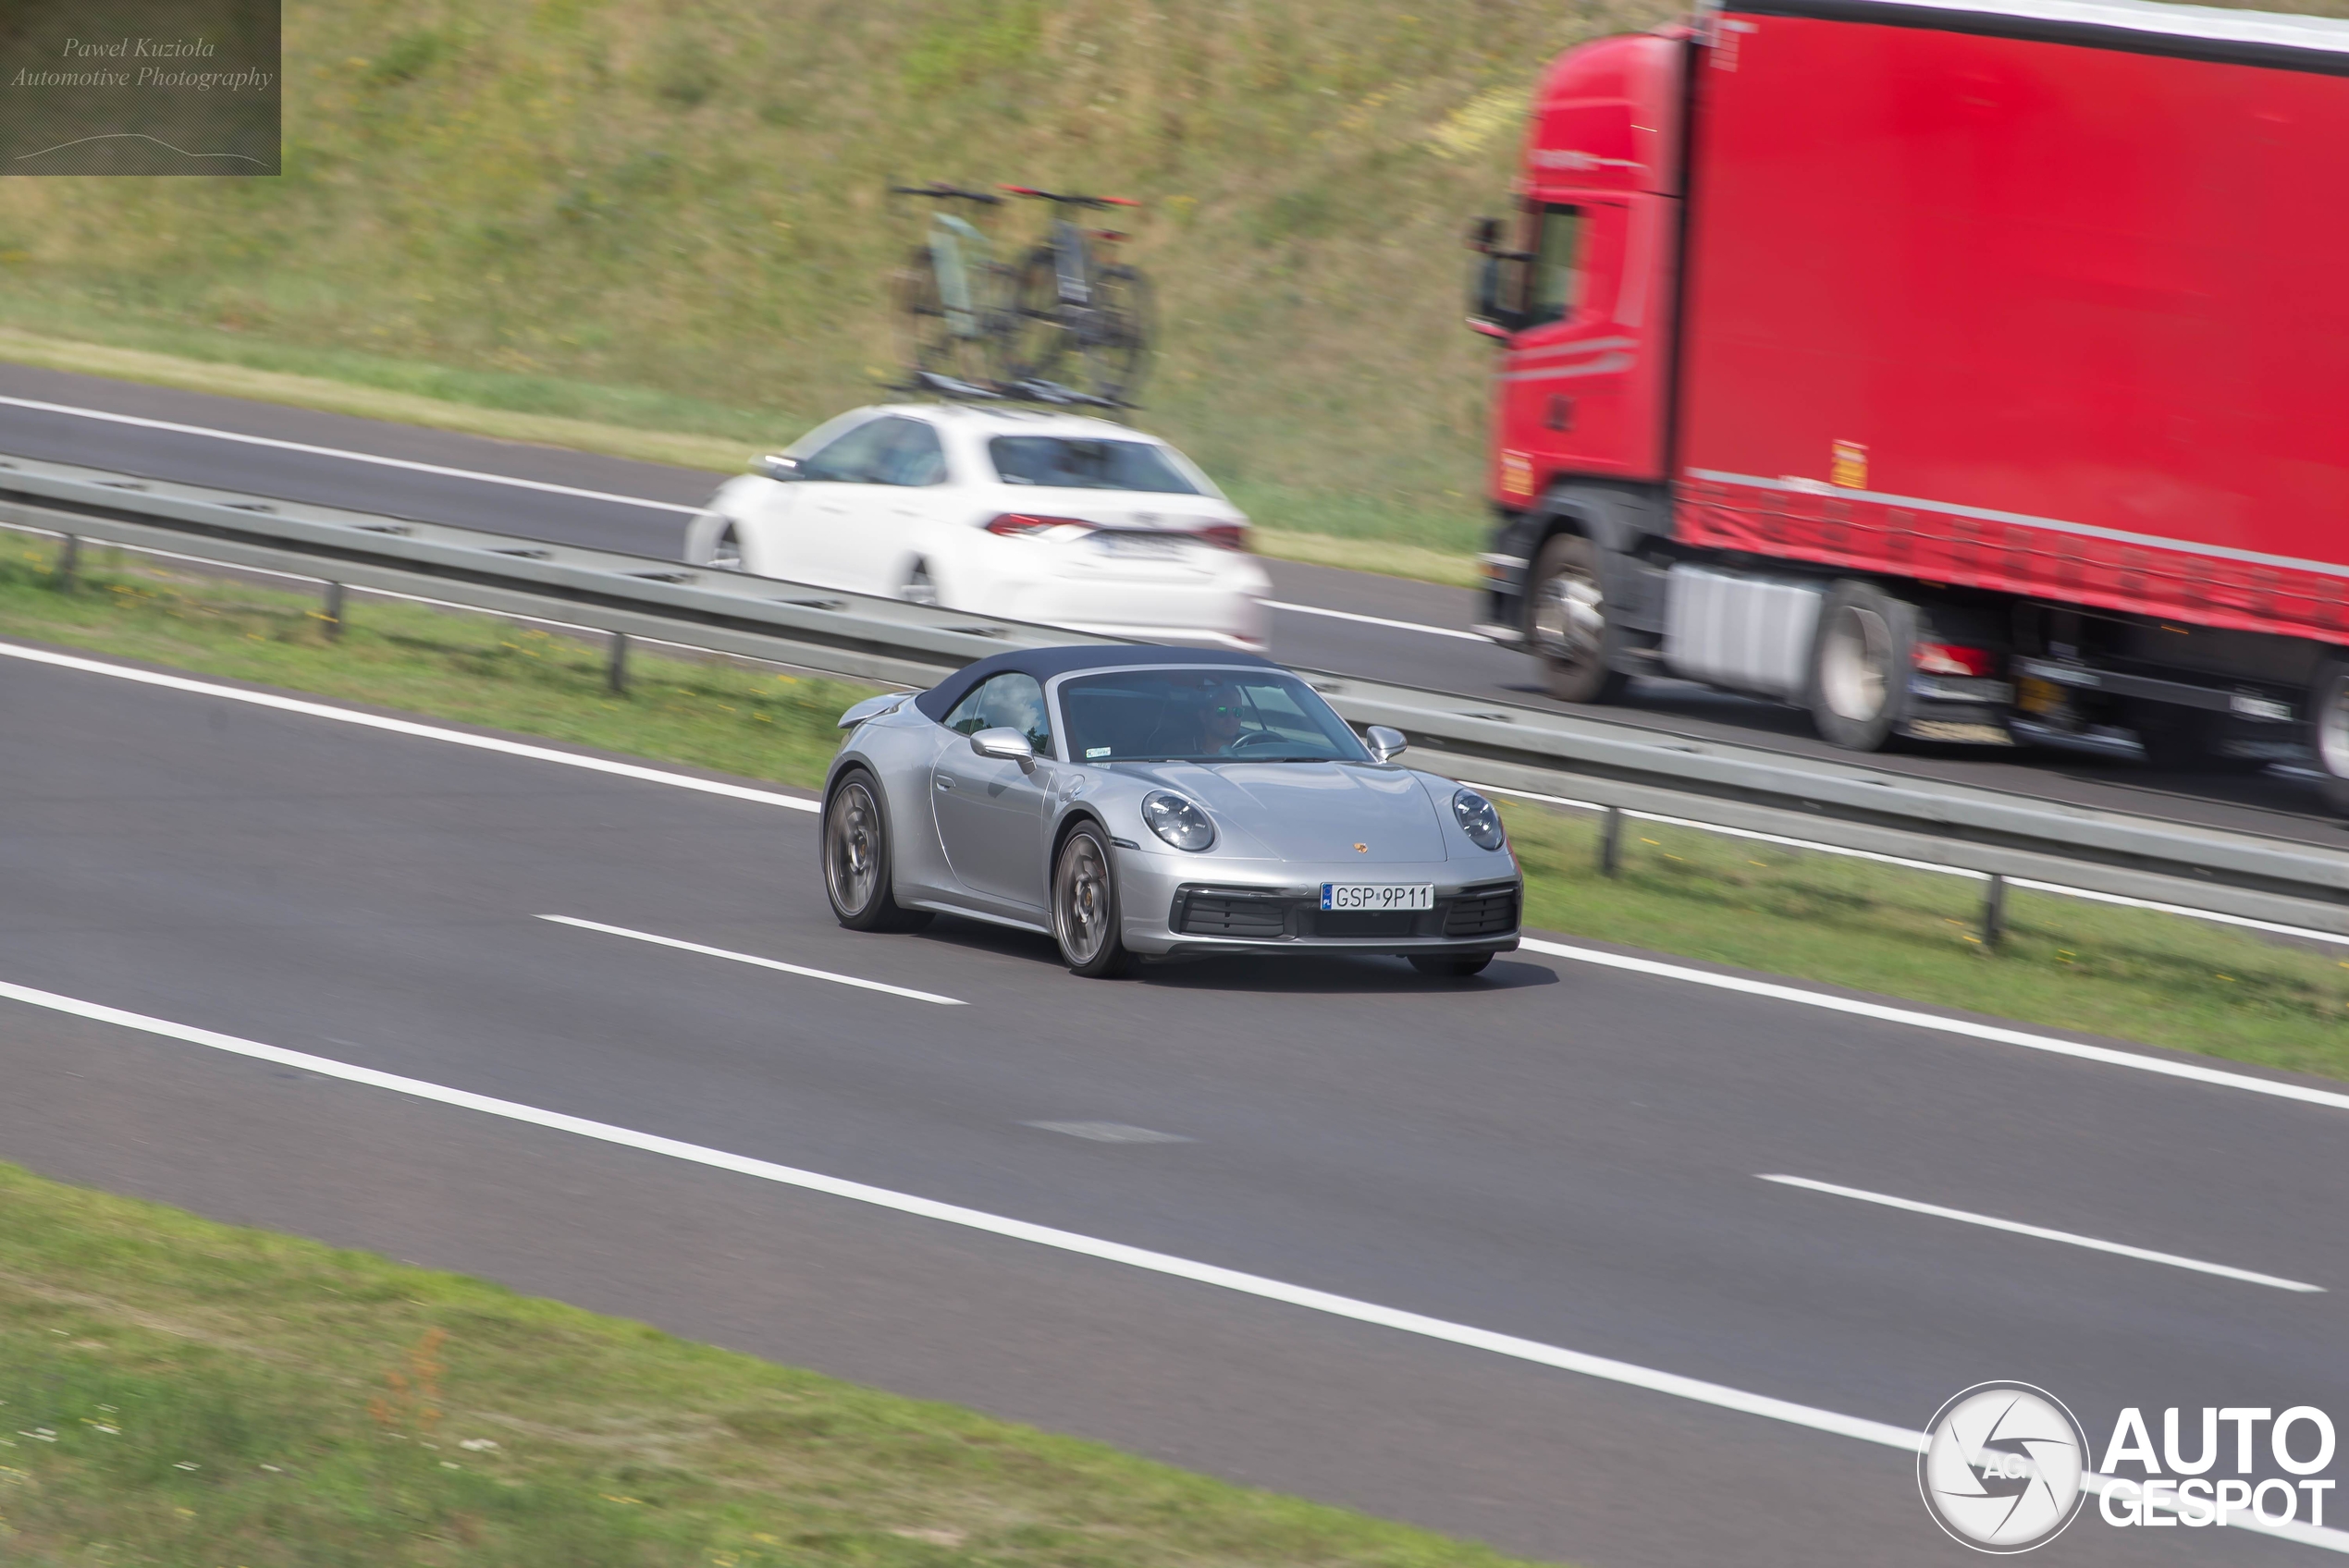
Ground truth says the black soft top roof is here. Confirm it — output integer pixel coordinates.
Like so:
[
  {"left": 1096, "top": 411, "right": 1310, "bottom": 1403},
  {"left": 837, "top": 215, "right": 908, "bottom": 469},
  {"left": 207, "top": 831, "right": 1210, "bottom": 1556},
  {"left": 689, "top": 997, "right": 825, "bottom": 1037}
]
[{"left": 912, "top": 644, "right": 1280, "bottom": 722}]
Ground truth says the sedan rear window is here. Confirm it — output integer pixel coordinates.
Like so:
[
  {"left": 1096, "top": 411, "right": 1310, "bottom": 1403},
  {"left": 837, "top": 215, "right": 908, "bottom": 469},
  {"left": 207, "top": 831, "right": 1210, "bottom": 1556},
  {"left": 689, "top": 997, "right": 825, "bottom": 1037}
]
[
  {"left": 1059, "top": 669, "right": 1370, "bottom": 765},
  {"left": 988, "top": 436, "right": 1202, "bottom": 495}
]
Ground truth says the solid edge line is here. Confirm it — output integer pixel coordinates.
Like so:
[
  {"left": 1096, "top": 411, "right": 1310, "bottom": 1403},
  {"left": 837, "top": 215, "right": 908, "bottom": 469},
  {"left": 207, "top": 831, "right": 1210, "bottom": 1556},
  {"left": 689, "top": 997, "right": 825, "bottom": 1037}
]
[
  {"left": 538, "top": 915, "right": 963, "bottom": 1006},
  {"left": 9, "top": 980, "right": 2343, "bottom": 1553},
  {"left": 1467, "top": 779, "right": 2349, "bottom": 947},
  {"left": 0, "top": 394, "right": 707, "bottom": 514},
  {"left": 1758, "top": 1175, "right": 2323, "bottom": 1292},
  {"left": 1522, "top": 936, "right": 2349, "bottom": 1114},
  {"left": 1521, "top": 937, "right": 2349, "bottom": 1114},
  {"left": 0, "top": 639, "right": 820, "bottom": 813},
  {"left": 0, "top": 978, "right": 1913, "bottom": 1452},
  {"left": 1261, "top": 600, "right": 1488, "bottom": 642}
]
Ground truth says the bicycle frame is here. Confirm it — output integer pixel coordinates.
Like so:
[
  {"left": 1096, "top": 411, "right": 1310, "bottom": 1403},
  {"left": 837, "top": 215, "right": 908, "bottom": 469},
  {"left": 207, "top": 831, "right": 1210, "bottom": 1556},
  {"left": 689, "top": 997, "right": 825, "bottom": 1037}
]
[
  {"left": 926, "top": 212, "right": 994, "bottom": 341},
  {"left": 1048, "top": 216, "right": 1092, "bottom": 309}
]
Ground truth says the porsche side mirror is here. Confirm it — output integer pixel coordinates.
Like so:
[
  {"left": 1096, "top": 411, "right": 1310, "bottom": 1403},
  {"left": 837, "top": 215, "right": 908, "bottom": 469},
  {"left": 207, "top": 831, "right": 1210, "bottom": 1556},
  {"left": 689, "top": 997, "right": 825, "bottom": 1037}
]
[
  {"left": 970, "top": 727, "right": 1035, "bottom": 764},
  {"left": 757, "top": 453, "right": 801, "bottom": 481},
  {"left": 1363, "top": 725, "right": 1408, "bottom": 763}
]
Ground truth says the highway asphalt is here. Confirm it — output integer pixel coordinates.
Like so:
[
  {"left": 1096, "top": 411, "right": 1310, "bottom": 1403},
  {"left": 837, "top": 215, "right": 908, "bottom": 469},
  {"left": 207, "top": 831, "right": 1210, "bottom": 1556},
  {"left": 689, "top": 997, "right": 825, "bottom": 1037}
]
[
  {"left": 3, "top": 639, "right": 2344, "bottom": 1565},
  {"left": 2, "top": 359, "right": 2345, "bottom": 846}
]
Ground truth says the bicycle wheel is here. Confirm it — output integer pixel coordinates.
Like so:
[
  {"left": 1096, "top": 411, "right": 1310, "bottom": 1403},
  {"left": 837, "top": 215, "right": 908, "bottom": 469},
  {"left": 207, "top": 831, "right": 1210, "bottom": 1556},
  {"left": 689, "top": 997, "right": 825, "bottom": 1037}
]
[
  {"left": 1082, "top": 263, "right": 1154, "bottom": 404},
  {"left": 1004, "top": 245, "right": 1075, "bottom": 388},
  {"left": 890, "top": 243, "right": 956, "bottom": 381}
]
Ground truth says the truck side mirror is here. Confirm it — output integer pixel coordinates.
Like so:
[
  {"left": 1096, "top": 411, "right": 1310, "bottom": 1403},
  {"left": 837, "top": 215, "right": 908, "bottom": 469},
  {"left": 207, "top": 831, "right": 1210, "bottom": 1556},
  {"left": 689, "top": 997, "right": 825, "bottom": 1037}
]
[
  {"left": 1469, "top": 253, "right": 1516, "bottom": 339},
  {"left": 1466, "top": 215, "right": 1504, "bottom": 254}
]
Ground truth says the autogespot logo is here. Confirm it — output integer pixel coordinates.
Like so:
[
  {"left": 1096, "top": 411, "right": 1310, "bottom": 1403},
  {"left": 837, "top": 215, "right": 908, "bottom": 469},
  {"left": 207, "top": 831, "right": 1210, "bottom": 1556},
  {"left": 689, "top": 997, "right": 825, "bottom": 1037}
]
[{"left": 1919, "top": 1382, "right": 2089, "bottom": 1552}]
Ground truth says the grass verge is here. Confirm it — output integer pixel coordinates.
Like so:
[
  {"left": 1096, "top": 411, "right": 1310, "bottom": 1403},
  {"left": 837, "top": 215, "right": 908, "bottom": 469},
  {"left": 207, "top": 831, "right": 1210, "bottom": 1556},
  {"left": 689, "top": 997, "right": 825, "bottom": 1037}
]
[
  {"left": 0, "top": 1162, "right": 1552, "bottom": 1567},
  {"left": 5, "top": 538, "right": 2346, "bottom": 1079}
]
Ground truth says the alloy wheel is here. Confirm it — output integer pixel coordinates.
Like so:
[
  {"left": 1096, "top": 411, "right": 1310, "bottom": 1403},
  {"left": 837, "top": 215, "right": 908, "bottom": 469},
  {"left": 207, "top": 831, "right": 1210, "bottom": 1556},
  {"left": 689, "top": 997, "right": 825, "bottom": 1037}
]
[
  {"left": 825, "top": 781, "right": 882, "bottom": 917},
  {"left": 1054, "top": 832, "right": 1113, "bottom": 966}
]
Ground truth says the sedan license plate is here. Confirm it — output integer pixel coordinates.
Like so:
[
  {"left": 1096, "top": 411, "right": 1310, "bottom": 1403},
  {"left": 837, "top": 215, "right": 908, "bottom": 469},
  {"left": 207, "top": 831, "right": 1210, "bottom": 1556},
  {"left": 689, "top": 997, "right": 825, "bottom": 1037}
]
[
  {"left": 1320, "top": 882, "right": 1434, "bottom": 912},
  {"left": 1101, "top": 532, "right": 1187, "bottom": 558}
]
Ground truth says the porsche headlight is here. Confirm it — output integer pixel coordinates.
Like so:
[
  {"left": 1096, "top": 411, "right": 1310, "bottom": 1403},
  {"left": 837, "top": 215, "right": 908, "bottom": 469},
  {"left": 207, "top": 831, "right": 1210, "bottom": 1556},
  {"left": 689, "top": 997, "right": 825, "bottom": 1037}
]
[
  {"left": 1142, "top": 790, "right": 1215, "bottom": 851},
  {"left": 1452, "top": 787, "right": 1506, "bottom": 851}
]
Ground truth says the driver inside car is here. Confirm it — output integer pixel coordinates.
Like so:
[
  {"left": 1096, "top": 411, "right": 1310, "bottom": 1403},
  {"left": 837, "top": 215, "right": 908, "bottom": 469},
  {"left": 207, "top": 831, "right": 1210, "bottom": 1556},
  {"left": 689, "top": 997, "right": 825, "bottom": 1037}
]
[{"left": 1194, "top": 680, "right": 1251, "bottom": 756}]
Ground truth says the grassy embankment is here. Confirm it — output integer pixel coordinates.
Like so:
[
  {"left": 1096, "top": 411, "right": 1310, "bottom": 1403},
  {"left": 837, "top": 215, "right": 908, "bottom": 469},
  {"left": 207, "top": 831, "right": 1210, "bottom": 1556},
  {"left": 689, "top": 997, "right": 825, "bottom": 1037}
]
[
  {"left": 6, "top": 536, "right": 2349, "bottom": 1081},
  {"left": 0, "top": 0, "right": 1686, "bottom": 579},
  {"left": 0, "top": 1162, "right": 1556, "bottom": 1568}
]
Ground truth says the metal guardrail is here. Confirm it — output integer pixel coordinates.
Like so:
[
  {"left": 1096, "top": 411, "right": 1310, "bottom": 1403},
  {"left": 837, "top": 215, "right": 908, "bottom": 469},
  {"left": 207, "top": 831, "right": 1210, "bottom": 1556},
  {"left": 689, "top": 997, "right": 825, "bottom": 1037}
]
[{"left": 7, "top": 448, "right": 2349, "bottom": 938}]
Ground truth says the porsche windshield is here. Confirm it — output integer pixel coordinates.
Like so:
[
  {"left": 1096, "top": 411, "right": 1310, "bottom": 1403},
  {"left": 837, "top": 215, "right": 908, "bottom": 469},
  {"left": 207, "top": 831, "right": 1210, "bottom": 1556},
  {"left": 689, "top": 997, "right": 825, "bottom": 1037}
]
[{"left": 1059, "top": 669, "right": 1371, "bottom": 765}]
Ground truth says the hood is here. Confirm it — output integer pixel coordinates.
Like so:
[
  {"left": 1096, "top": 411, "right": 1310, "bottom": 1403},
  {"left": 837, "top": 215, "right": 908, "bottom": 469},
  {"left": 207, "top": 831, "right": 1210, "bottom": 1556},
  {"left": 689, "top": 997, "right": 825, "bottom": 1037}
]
[{"left": 1125, "top": 762, "right": 1445, "bottom": 863}]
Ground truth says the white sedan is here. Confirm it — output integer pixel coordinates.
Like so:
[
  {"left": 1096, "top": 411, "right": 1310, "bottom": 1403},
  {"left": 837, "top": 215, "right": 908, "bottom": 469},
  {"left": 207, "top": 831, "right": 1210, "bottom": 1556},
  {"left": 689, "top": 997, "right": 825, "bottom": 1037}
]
[{"left": 683, "top": 404, "right": 1271, "bottom": 650}]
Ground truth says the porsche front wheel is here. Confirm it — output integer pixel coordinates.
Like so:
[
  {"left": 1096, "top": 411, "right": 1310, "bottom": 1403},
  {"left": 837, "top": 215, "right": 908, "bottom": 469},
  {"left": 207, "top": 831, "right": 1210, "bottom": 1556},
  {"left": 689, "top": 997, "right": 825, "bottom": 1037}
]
[{"left": 1052, "top": 824, "right": 1132, "bottom": 977}]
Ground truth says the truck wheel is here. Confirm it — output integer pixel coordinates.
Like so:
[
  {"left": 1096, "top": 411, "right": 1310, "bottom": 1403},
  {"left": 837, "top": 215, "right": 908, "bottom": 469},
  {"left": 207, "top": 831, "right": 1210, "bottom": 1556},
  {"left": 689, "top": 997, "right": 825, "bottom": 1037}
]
[
  {"left": 1807, "top": 580, "right": 1917, "bottom": 751},
  {"left": 1527, "top": 533, "right": 1627, "bottom": 704},
  {"left": 2308, "top": 657, "right": 2349, "bottom": 815}
]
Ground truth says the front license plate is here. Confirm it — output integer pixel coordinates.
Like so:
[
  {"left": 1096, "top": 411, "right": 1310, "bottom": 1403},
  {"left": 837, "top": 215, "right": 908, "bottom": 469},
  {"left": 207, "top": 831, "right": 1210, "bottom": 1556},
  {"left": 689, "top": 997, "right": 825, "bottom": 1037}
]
[{"left": 1320, "top": 882, "right": 1434, "bottom": 912}]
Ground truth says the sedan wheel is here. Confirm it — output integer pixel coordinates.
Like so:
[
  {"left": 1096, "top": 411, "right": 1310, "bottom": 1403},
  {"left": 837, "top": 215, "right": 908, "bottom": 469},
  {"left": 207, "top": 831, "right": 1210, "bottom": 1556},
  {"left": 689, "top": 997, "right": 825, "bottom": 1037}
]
[
  {"left": 823, "top": 770, "right": 929, "bottom": 932},
  {"left": 902, "top": 561, "right": 941, "bottom": 607},
  {"left": 1052, "top": 824, "right": 1132, "bottom": 977},
  {"left": 708, "top": 523, "right": 744, "bottom": 571}
]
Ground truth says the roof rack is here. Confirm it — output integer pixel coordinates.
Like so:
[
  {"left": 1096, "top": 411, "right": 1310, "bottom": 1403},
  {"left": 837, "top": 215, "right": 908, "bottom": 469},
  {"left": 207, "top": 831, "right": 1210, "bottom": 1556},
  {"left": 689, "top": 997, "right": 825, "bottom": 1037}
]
[{"left": 888, "top": 369, "right": 1138, "bottom": 413}]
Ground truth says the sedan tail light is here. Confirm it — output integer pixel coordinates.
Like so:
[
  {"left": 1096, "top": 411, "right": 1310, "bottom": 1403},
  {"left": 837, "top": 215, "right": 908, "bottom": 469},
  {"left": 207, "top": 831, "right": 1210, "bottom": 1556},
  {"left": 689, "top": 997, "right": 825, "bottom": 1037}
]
[
  {"left": 985, "top": 513, "right": 1094, "bottom": 538},
  {"left": 1197, "top": 523, "right": 1248, "bottom": 551}
]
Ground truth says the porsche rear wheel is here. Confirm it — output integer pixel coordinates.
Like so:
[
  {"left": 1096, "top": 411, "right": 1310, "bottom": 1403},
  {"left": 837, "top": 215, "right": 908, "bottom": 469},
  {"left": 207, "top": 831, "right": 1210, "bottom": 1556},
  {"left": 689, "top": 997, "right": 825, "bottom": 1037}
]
[
  {"left": 823, "top": 770, "right": 930, "bottom": 932},
  {"left": 1052, "top": 823, "right": 1132, "bottom": 977}
]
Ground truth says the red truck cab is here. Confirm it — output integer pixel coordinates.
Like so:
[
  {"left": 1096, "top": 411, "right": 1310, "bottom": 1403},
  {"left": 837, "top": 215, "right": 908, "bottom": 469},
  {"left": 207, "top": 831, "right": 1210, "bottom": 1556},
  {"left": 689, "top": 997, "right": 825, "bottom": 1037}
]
[{"left": 1470, "top": 0, "right": 2349, "bottom": 805}]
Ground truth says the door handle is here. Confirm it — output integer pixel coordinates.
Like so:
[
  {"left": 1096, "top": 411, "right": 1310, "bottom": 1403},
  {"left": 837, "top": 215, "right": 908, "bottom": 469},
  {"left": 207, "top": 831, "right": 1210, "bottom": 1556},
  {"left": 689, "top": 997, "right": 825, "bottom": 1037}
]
[{"left": 935, "top": 776, "right": 955, "bottom": 790}]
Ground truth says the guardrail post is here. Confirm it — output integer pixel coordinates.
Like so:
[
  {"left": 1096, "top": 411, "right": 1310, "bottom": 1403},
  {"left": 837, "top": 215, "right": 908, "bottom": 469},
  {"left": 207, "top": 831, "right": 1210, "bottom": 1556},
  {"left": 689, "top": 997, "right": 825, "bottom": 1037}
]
[
  {"left": 1599, "top": 804, "right": 1623, "bottom": 877},
  {"left": 1982, "top": 873, "right": 2007, "bottom": 949},
  {"left": 321, "top": 581, "right": 345, "bottom": 639},
  {"left": 608, "top": 630, "right": 630, "bottom": 694},
  {"left": 53, "top": 533, "right": 78, "bottom": 588}
]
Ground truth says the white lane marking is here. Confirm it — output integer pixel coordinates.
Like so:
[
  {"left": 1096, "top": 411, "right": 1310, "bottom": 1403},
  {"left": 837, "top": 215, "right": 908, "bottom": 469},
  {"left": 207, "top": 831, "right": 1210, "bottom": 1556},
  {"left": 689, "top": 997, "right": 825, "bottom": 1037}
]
[
  {"left": 537, "top": 914, "right": 961, "bottom": 1006},
  {"left": 0, "top": 980, "right": 1917, "bottom": 1445},
  {"left": 1023, "top": 1121, "right": 1194, "bottom": 1144},
  {"left": 0, "top": 641, "right": 820, "bottom": 813},
  {"left": 4, "top": 981, "right": 2343, "bottom": 1554},
  {"left": 1472, "top": 780, "right": 2349, "bottom": 948},
  {"left": 14, "top": 638, "right": 2349, "bottom": 1127},
  {"left": 1262, "top": 600, "right": 1487, "bottom": 642},
  {"left": 1759, "top": 1174, "right": 2324, "bottom": 1293},
  {"left": 0, "top": 394, "right": 707, "bottom": 514},
  {"left": 1519, "top": 937, "right": 2349, "bottom": 1116}
]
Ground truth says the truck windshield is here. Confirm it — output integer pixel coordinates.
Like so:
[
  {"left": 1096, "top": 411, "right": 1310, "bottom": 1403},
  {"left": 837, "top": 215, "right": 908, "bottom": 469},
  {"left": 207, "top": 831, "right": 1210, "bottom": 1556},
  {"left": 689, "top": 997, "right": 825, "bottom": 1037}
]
[
  {"left": 1058, "top": 669, "right": 1371, "bottom": 764},
  {"left": 989, "top": 436, "right": 1202, "bottom": 495}
]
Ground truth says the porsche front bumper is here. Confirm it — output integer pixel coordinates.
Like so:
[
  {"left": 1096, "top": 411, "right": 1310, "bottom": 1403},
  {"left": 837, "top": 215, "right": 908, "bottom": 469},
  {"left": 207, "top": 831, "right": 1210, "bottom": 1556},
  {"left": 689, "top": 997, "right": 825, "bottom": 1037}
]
[{"left": 1113, "top": 848, "right": 1523, "bottom": 959}]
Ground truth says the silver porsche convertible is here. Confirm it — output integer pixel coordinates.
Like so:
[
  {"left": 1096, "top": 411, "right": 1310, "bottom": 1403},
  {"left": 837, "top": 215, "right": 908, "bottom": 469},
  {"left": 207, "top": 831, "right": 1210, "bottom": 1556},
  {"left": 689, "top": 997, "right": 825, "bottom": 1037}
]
[{"left": 819, "top": 646, "right": 1523, "bottom": 977}]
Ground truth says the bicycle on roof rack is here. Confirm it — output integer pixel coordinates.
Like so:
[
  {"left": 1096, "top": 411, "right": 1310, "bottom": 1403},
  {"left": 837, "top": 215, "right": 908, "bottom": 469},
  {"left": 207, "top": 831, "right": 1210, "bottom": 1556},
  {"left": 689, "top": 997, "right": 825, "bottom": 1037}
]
[
  {"left": 997, "top": 185, "right": 1156, "bottom": 408},
  {"left": 886, "top": 182, "right": 1015, "bottom": 391}
]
